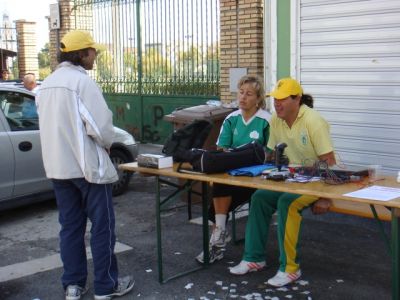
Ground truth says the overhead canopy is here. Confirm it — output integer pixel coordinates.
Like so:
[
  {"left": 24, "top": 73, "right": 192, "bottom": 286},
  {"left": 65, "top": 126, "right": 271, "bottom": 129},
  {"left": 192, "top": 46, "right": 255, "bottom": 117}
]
[{"left": 0, "top": 48, "right": 17, "bottom": 57}]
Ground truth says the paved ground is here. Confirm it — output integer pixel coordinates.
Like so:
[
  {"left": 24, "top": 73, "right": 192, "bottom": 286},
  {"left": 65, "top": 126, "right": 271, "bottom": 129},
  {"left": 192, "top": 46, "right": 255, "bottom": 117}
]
[{"left": 0, "top": 143, "right": 393, "bottom": 300}]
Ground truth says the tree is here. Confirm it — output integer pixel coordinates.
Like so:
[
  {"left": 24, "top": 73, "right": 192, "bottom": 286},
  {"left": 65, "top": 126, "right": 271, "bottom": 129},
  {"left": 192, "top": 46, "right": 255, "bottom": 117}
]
[
  {"left": 176, "top": 45, "right": 202, "bottom": 77},
  {"left": 38, "top": 43, "right": 51, "bottom": 79}
]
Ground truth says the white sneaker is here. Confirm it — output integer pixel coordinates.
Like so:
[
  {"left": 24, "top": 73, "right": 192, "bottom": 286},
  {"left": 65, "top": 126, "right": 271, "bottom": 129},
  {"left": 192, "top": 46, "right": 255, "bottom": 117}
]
[
  {"left": 210, "top": 227, "right": 231, "bottom": 248},
  {"left": 195, "top": 247, "right": 224, "bottom": 264},
  {"left": 267, "top": 270, "right": 301, "bottom": 287},
  {"left": 229, "top": 260, "right": 266, "bottom": 275},
  {"left": 94, "top": 276, "right": 134, "bottom": 300},
  {"left": 65, "top": 285, "right": 87, "bottom": 300}
]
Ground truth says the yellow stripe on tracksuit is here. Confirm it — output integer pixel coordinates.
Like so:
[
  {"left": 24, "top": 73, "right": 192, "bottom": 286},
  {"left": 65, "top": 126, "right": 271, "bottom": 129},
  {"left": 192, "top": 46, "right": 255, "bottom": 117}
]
[
  {"left": 283, "top": 195, "right": 317, "bottom": 273},
  {"left": 243, "top": 190, "right": 317, "bottom": 273}
]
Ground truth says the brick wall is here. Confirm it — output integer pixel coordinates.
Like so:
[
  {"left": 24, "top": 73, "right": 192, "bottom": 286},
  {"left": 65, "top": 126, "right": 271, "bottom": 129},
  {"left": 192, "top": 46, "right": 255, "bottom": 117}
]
[
  {"left": 15, "top": 20, "right": 39, "bottom": 79},
  {"left": 219, "top": 0, "right": 264, "bottom": 103}
]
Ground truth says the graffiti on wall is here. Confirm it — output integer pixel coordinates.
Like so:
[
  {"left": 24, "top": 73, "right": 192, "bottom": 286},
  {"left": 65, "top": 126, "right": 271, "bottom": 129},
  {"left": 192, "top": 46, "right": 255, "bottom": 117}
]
[
  {"left": 113, "top": 103, "right": 167, "bottom": 143},
  {"left": 142, "top": 105, "right": 164, "bottom": 143}
]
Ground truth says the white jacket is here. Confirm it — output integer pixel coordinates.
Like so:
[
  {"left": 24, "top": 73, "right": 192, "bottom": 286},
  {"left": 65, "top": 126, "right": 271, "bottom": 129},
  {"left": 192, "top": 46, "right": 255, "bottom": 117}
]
[{"left": 36, "top": 62, "right": 118, "bottom": 184}]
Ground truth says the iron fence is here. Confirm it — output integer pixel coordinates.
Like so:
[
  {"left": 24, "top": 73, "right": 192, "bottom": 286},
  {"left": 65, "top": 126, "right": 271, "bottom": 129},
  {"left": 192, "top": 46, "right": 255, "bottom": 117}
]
[{"left": 73, "top": 0, "right": 220, "bottom": 96}]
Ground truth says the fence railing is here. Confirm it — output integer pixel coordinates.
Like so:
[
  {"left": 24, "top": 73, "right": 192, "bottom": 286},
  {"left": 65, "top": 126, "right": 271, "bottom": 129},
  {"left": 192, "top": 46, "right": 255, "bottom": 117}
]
[{"left": 73, "top": 0, "right": 220, "bottom": 96}]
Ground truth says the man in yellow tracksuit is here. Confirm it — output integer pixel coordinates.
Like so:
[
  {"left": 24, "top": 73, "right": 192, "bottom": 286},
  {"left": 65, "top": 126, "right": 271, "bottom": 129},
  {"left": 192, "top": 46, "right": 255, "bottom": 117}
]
[{"left": 229, "top": 78, "right": 336, "bottom": 287}]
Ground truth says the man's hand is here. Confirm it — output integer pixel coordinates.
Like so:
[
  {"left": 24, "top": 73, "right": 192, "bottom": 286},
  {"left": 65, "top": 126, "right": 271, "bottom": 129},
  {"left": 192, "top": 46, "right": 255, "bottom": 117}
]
[{"left": 311, "top": 198, "right": 332, "bottom": 214}]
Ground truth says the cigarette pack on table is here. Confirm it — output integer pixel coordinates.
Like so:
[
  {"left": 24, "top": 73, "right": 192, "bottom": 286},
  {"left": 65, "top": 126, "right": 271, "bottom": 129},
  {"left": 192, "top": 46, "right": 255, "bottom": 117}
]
[{"left": 137, "top": 154, "right": 173, "bottom": 169}]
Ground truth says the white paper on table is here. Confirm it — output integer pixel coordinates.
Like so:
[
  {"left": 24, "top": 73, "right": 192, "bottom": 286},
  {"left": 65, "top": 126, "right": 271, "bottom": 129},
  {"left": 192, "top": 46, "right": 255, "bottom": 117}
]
[{"left": 344, "top": 185, "right": 400, "bottom": 201}]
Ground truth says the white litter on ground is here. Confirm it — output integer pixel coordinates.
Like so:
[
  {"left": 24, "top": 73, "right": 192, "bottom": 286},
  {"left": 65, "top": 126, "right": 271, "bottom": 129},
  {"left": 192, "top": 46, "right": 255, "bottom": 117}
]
[
  {"left": 336, "top": 279, "right": 344, "bottom": 283},
  {"left": 285, "top": 295, "right": 293, "bottom": 298},
  {"left": 265, "top": 288, "right": 274, "bottom": 293},
  {"left": 241, "top": 281, "right": 248, "bottom": 285},
  {"left": 230, "top": 283, "right": 237, "bottom": 287},
  {"left": 271, "top": 297, "right": 280, "bottom": 300},
  {"left": 174, "top": 252, "right": 182, "bottom": 255},
  {"left": 229, "top": 295, "right": 238, "bottom": 298},
  {"left": 230, "top": 289, "right": 237, "bottom": 293},
  {"left": 185, "top": 283, "right": 194, "bottom": 289},
  {"left": 207, "top": 291, "right": 216, "bottom": 295},
  {"left": 291, "top": 286, "right": 298, "bottom": 290},
  {"left": 277, "top": 287, "right": 289, "bottom": 292},
  {"left": 227, "top": 261, "right": 235, "bottom": 264},
  {"left": 240, "top": 294, "right": 254, "bottom": 300},
  {"left": 145, "top": 269, "right": 152, "bottom": 273},
  {"left": 222, "top": 286, "right": 228, "bottom": 290},
  {"left": 216, "top": 281, "right": 223, "bottom": 286},
  {"left": 297, "top": 280, "right": 309, "bottom": 286},
  {"left": 301, "top": 291, "right": 311, "bottom": 295}
]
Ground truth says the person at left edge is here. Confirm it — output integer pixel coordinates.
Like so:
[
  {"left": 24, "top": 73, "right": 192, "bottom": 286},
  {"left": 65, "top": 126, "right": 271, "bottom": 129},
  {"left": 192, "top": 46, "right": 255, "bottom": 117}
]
[{"left": 36, "top": 30, "right": 134, "bottom": 300}]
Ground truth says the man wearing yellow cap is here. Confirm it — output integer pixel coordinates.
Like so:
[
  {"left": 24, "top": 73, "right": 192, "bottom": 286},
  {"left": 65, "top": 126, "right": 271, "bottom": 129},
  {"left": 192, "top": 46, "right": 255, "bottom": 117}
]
[
  {"left": 36, "top": 30, "right": 134, "bottom": 300},
  {"left": 229, "top": 78, "right": 336, "bottom": 287}
]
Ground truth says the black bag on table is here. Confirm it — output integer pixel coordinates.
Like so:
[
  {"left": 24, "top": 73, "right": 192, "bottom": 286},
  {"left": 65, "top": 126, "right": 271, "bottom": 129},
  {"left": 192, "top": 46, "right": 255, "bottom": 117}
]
[
  {"left": 188, "top": 141, "right": 266, "bottom": 174},
  {"left": 162, "top": 119, "right": 213, "bottom": 162}
]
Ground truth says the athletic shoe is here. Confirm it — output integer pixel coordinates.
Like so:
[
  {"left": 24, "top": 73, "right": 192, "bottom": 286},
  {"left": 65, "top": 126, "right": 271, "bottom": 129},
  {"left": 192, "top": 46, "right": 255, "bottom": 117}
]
[
  {"left": 210, "top": 227, "right": 231, "bottom": 248},
  {"left": 267, "top": 270, "right": 302, "bottom": 287},
  {"left": 65, "top": 285, "right": 87, "bottom": 300},
  {"left": 195, "top": 247, "right": 224, "bottom": 264},
  {"left": 94, "top": 276, "right": 134, "bottom": 300},
  {"left": 229, "top": 260, "right": 266, "bottom": 275}
]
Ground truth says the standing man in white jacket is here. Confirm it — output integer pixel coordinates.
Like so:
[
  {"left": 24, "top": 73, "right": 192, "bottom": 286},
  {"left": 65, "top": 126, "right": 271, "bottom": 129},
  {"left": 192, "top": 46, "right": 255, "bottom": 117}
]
[{"left": 36, "top": 30, "right": 134, "bottom": 300}]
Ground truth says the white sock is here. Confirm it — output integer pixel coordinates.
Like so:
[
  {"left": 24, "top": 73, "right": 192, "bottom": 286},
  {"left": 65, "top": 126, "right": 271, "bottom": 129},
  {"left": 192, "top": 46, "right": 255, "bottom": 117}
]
[{"left": 215, "top": 214, "right": 227, "bottom": 231}]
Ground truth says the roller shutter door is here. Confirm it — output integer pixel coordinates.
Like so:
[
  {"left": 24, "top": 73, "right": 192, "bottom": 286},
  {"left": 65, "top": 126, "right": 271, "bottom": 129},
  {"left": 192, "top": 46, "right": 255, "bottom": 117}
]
[{"left": 298, "top": 0, "right": 400, "bottom": 174}]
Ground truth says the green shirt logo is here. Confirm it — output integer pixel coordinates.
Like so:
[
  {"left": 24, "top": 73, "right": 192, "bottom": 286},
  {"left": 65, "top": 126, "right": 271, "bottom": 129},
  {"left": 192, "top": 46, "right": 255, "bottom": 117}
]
[{"left": 301, "top": 131, "right": 308, "bottom": 145}]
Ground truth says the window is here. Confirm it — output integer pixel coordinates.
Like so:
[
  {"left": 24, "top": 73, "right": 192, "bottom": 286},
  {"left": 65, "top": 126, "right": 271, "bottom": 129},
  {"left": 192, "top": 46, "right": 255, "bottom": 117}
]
[{"left": 0, "top": 91, "right": 39, "bottom": 131}]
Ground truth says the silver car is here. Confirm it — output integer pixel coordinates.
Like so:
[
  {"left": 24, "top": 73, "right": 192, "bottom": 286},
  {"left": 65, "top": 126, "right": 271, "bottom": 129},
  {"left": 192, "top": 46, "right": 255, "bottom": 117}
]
[{"left": 0, "top": 85, "right": 138, "bottom": 210}]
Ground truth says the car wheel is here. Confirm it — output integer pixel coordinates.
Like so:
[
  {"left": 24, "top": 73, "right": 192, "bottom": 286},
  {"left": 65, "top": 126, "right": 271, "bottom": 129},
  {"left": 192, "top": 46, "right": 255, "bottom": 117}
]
[{"left": 110, "top": 149, "right": 133, "bottom": 196}]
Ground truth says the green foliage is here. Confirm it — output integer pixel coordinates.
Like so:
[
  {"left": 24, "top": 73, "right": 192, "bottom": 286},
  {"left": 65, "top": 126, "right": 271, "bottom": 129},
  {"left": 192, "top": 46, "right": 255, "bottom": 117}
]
[
  {"left": 38, "top": 43, "right": 50, "bottom": 68},
  {"left": 39, "top": 67, "right": 51, "bottom": 80},
  {"left": 96, "top": 50, "right": 113, "bottom": 80},
  {"left": 38, "top": 43, "right": 50, "bottom": 80}
]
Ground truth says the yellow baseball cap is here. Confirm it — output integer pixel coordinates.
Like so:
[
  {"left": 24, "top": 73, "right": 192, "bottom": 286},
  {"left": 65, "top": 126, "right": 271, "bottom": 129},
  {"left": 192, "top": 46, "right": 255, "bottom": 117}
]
[
  {"left": 268, "top": 78, "right": 303, "bottom": 100},
  {"left": 60, "top": 30, "right": 106, "bottom": 52}
]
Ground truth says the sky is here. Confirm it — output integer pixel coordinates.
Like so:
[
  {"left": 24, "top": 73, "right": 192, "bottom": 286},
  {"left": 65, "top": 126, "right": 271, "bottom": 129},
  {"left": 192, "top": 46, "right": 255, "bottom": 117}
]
[{"left": 0, "top": 0, "right": 56, "bottom": 52}]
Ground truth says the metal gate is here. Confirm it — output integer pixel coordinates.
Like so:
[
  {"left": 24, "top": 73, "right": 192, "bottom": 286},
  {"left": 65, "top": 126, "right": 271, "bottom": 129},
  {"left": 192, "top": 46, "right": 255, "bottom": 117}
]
[{"left": 72, "top": 0, "right": 220, "bottom": 143}]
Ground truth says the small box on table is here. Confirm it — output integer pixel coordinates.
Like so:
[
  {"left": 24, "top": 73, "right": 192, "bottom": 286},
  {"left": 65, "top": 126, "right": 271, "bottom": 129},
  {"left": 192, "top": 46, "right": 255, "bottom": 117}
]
[{"left": 137, "top": 154, "right": 173, "bottom": 169}]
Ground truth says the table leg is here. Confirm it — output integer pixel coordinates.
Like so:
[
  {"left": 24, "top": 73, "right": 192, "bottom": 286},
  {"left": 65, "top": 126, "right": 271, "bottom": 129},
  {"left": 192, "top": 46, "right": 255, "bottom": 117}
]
[
  {"left": 155, "top": 177, "right": 208, "bottom": 283},
  {"left": 392, "top": 208, "right": 400, "bottom": 300},
  {"left": 155, "top": 176, "right": 164, "bottom": 283},
  {"left": 202, "top": 182, "right": 210, "bottom": 265}
]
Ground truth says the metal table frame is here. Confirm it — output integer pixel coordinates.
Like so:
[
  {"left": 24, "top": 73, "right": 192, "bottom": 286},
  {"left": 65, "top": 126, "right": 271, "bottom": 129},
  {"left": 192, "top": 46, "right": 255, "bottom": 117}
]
[{"left": 120, "top": 163, "right": 400, "bottom": 298}]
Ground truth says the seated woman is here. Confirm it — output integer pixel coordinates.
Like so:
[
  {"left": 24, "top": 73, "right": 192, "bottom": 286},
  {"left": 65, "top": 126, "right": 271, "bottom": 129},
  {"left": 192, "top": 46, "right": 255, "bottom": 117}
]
[
  {"left": 196, "top": 75, "right": 271, "bottom": 264},
  {"left": 229, "top": 78, "right": 336, "bottom": 287}
]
